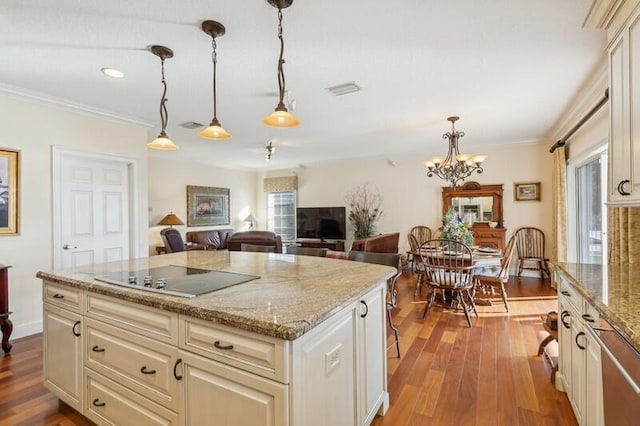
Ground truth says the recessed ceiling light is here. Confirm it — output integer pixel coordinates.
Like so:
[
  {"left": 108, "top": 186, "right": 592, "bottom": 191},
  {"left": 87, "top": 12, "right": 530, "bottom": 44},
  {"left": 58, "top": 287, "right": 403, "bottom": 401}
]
[{"left": 101, "top": 68, "right": 124, "bottom": 78}]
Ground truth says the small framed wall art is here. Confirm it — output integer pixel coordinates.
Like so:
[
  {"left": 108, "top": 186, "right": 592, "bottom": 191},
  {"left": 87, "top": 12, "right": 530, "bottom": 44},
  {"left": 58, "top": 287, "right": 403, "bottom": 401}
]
[
  {"left": 514, "top": 182, "right": 541, "bottom": 201},
  {"left": 186, "top": 185, "right": 230, "bottom": 226},
  {"left": 0, "top": 148, "right": 19, "bottom": 235}
]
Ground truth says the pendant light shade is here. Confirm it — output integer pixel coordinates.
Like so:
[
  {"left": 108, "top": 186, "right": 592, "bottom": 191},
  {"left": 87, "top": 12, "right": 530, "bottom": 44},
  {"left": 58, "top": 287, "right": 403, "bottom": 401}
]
[
  {"left": 147, "top": 45, "right": 179, "bottom": 150},
  {"left": 263, "top": 0, "right": 300, "bottom": 128},
  {"left": 199, "top": 20, "right": 231, "bottom": 140}
]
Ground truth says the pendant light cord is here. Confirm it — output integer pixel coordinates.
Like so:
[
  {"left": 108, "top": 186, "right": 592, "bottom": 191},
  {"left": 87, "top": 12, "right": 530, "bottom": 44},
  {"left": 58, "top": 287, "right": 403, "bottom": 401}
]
[
  {"left": 277, "top": 8, "right": 286, "bottom": 109},
  {"left": 159, "top": 57, "right": 169, "bottom": 135},
  {"left": 211, "top": 37, "right": 218, "bottom": 121}
]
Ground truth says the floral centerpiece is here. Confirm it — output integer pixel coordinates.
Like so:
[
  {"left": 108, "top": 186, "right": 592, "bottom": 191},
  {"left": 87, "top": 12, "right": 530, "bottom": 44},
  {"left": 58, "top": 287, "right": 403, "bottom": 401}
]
[
  {"left": 345, "top": 183, "right": 383, "bottom": 238},
  {"left": 439, "top": 207, "right": 474, "bottom": 245}
]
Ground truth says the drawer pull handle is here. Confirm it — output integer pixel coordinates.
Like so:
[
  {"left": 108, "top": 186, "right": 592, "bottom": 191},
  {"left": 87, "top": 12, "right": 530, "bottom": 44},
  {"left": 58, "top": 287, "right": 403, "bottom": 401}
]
[
  {"left": 92, "top": 398, "right": 105, "bottom": 407},
  {"left": 214, "top": 341, "right": 234, "bottom": 350},
  {"left": 140, "top": 366, "right": 156, "bottom": 375},
  {"left": 72, "top": 321, "right": 81, "bottom": 337},
  {"left": 92, "top": 345, "right": 105, "bottom": 353},
  {"left": 575, "top": 331, "right": 586, "bottom": 350},
  {"left": 581, "top": 314, "right": 595, "bottom": 323},
  {"left": 560, "top": 290, "right": 570, "bottom": 296},
  {"left": 360, "top": 300, "right": 369, "bottom": 318},
  {"left": 561, "top": 310, "right": 571, "bottom": 329},
  {"left": 53, "top": 294, "right": 65, "bottom": 299},
  {"left": 173, "top": 358, "right": 183, "bottom": 380}
]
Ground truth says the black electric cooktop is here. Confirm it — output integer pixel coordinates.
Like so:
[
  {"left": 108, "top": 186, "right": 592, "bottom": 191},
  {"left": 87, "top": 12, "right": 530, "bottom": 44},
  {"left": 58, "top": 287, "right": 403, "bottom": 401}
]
[{"left": 94, "top": 265, "right": 260, "bottom": 298}]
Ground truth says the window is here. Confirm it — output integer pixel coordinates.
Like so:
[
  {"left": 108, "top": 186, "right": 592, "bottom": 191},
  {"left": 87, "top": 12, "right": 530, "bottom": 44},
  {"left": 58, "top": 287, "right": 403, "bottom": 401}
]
[
  {"left": 267, "top": 191, "right": 296, "bottom": 242},
  {"left": 568, "top": 146, "right": 607, "bottom": 264}
]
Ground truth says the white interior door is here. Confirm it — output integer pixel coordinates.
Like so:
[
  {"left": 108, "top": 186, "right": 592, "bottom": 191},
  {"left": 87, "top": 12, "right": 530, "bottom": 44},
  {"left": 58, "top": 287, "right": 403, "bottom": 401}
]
[{"left": 59, "top": 154, "right": 130, "bottom": 268}]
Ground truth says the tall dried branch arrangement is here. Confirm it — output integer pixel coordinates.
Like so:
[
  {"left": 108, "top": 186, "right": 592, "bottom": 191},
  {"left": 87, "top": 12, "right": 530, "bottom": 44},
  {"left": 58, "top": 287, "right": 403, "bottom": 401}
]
[{"left": 345, "top": 183, "right": 383, "bottom": 238}]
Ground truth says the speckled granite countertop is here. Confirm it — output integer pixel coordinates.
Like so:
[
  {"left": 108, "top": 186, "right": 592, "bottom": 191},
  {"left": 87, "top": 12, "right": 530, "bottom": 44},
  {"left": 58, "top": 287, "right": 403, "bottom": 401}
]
[
  {"left": 554, "top": 262, "right": 640, "bottom": 353},
  {"left": 37, "top": 251, "right": 395, "bottom": 341}
]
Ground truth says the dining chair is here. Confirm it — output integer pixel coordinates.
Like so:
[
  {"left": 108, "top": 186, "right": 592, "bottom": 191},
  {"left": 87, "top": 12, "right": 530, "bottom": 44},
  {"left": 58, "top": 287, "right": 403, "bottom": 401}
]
[
  {"left": 419, "top": 238, "right": 477, "bottom": 327},
  {"left": 408, "top": 234, "right": 427, "bottom": 298},
  {"left": 348, "top": 250, "right": 402, "bottom": 358},
  {"left": 407, "top": 226, "right": 432, "bottom": 271},
  {"left": 475, "top": 235, "right": 517, "bottom": 312},
  {"left": 240, "top": 243, "right": 276, "bottom": 253},
  {"left": 160, "top": 228, "right": 187, "bottom": 253},
  {"left": 285, "top": 245, "right": 328, "bottom": 257},
  {"left": 513, "top": 227, "right": 550, "bottom": 279}
]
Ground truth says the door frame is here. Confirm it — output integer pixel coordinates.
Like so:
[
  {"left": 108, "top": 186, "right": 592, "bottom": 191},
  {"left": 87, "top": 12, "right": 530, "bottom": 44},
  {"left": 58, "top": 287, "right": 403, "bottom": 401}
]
[{"left": 52, "top": 147, "right": 141, "bottom": 269}]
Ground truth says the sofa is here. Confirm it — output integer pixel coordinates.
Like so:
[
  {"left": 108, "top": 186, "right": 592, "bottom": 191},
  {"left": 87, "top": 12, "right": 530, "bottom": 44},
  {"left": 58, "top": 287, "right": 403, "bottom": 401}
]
[
  {"left": 185, "top": 228, "right": 235, "bottom": 250},
  {"left": 226, "top": 231, "right": 283, "bottom": 253},
  {"left": 326, "top": 232, "right": 400, "bottom": 259}
]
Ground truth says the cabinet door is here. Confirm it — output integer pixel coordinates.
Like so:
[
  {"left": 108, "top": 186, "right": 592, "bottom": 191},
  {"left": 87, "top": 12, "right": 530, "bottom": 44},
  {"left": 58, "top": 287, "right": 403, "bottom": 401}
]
[
  {"left": 43, "top": 304, "right": 83, "bottom": 412},
  {"left": 558, "top": 298, "right": 573, "bottom": 393},
  {"left": 570, "top": 320, "right": 586, "bottom": 425},
  {"left": 609, "top": 29, "right": 634, "bottom": 203},
  {"left": 629, "top": 12, "right": 640, "bottom": 200},
  {"left": 179, "top": 351, "right": 289, "bottom": 426},
  {"left": 358, "top": 285, "right": 387, "bottom": 424},
  {"left": 584, "top": 328, "right": 604, "bottom": 426}
]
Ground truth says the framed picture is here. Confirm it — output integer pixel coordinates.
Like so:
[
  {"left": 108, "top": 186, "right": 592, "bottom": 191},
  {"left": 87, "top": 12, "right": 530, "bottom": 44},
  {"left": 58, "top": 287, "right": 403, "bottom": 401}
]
[
  {"left": 0, "top": 149, "right": 19, "bottom": 235},
  {"left": 187, "top": 186, "right": 230, "bottom": 226},
  {"left": 514, "top": 182, "right": 540, "bottom": 201}
]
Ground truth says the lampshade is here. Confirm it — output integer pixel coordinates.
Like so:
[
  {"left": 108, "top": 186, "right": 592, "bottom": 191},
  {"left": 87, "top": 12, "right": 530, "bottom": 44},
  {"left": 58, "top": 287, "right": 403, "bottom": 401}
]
[
  {"left": 198, "top": 119, "right": 232, "bottom": 140},
  {"left": 158, "top": 213, "right": 184, "bottom": 227},
  {"left": 148, "top": 45, "right": 179, "bottom": 151},
  {"left": 263, "top": 108, "right": 300, "bottom": 128},
  {"left": 243, "top": 213, "right": 258, "bottom": 223},
  {"left": 147, "top": 134, "right": 179, "bottom": 151}
]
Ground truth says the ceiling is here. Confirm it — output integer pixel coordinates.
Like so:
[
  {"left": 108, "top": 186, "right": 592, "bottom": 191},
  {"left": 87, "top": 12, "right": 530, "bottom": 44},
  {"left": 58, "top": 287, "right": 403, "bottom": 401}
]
[{"left": 1, "top": 0, "right": 606, "bottom": 171}]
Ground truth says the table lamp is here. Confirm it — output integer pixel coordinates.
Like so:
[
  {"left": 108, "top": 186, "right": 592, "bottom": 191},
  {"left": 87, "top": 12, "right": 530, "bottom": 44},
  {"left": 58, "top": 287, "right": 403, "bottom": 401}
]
[
  {"left": 243, "top": 213, "right": 258, "bottom": 229},
  {"left": 158, "top": 212, "right": 184, "bottom": 228}
]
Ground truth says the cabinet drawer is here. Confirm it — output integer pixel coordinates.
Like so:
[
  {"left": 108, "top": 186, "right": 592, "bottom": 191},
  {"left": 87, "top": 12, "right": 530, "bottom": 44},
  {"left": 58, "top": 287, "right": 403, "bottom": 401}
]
[
  {"left": 85, "top": 318, "right": 179, "bottom": 411},
  {"left": 85, "top": 369, "right": 178, "bottom": 426},
  {"left": 180, "top": 317, "right": 288, "bottom": 383},
  {"left": 43, "top": 281, "right": 83, "bottom": 313},
  {"left": 558, "top": 276, "right": 583, "bottom": 314},
  {"left": 86, "top": 293, "right": 178, "bottom": 344}
]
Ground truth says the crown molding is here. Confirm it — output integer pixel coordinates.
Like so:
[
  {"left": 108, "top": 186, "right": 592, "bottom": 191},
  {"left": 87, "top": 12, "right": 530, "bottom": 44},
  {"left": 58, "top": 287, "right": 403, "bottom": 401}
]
[
  {"left": 0, "top": 83, "right": 153, "bottom": 128},
  {"left": 584, "top": 0, "right": 625, "bottom": 29}
]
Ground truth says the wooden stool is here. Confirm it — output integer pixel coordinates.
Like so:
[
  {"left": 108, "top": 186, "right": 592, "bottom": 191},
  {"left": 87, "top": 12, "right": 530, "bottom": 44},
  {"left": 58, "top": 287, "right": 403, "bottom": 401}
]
[{"left": 538, "top": 316, "right": 558, "bottom": 383}]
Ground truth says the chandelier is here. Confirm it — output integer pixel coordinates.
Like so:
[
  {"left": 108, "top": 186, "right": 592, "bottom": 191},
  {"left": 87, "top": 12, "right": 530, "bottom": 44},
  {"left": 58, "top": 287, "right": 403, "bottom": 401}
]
[{"left": 424, "top": 116, "right": 486, "bottom": 188}]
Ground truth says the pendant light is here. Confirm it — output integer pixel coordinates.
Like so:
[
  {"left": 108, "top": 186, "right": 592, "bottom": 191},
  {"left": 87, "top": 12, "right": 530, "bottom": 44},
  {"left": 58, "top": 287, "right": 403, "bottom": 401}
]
[
  {"left": 147, "top": 45, "right": 179, "bottom": 150},
  {"left": 263, "top": 0, "right": 300, "bottom": 128},
  {"left": 198, "top": 20, "right": 232, "bottom": 140}
]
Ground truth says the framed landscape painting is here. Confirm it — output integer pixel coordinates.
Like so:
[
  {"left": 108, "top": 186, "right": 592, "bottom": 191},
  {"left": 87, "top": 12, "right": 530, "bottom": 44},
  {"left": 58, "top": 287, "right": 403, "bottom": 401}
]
[
  {"left": 514, "top": 182, "right": 540, "bottom": 201},
  {"left": 187, "top": 186, "right": 230, "bottom": 226},
  {"left": 0, "top": 148, "right": 19, "bottom": 235}
]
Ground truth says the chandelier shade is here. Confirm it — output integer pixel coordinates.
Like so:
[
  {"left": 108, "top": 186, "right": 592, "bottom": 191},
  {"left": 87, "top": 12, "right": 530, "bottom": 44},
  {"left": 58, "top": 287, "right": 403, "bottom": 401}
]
[
  {"left": 199, "top": 20, "right": 232, "bottom": 140},
  {"left": 425, "top": 116, "right": 486, "bottom": 188},
  {"left": 263, "top": 0, "right": 300, "bottom": 128},
  {"left": 147, "top": 45, "right": 179, "bottom": 151}
]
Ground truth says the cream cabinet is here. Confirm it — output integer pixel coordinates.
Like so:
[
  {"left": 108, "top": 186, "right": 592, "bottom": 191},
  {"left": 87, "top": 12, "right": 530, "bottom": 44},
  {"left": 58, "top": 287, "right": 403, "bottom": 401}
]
[
  {"left": 43, "top": 283, "right": 83, "bottom": 412},
  {"left": 608, "top": 5, "right": 640, "bottom": 205},
  {"left": 556, "top": 272, "right": 603, "bottom": 426}
]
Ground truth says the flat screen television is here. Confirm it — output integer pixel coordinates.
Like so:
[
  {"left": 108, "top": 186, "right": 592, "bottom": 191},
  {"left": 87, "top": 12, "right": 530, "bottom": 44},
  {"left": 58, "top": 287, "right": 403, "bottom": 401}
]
[{"left": 296, "top": 206, "right": 346, "bottom": 240}]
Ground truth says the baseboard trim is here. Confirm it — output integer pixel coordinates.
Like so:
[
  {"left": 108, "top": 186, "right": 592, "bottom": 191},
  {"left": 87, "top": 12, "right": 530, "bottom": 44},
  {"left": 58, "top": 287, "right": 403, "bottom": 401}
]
[{"left": 11, "top": 320, "right": 43, "bottom": 340}]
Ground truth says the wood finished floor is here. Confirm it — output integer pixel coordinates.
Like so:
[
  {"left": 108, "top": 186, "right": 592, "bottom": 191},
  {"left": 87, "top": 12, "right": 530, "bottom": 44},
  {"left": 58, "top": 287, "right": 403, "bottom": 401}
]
[{"left": 0, "top": 273, "right": 576, "bottom": 425}]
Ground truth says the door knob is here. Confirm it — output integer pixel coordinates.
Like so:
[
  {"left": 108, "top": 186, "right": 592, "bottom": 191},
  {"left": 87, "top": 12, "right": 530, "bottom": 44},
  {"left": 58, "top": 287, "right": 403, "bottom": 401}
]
[{"left": 63, "top": 244, "right": 77, "bottom": 250}]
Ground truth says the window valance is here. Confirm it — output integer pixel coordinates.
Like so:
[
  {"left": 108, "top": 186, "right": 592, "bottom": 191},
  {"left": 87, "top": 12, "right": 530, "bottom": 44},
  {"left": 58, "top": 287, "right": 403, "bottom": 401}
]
[{"left": 264, "top": 176, "right": 298, "bottom": 193}]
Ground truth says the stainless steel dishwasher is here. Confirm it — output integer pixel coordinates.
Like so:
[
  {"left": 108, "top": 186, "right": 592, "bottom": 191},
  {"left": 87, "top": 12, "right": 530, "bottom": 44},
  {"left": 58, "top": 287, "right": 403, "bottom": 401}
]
[{"left": 589, "top": 318, "right": 640, "bottom": 424}]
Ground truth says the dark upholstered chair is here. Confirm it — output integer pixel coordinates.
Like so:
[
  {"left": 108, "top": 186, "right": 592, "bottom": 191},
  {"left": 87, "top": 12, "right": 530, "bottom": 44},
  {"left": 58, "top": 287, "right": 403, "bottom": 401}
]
[
  {"left": 160, "top": 228, "right": 186, "bottom": 253},
  {"left": 240, "top": 243, "right": 276, "bottom": 253},
  {"left": 351, "top": 233, "right": 400, "bottom": 253},
  {"left": 285, "top": 246, "right": 328, "bottom": 257},
  {"left": 348, "top": 250, "right": 402, "bottom": 358},
  {"left": 227, "top": 231, "right": 283, "bottom": 253},
  {"left": 185, "top": 228, "right": 235, "bottom": 250}
]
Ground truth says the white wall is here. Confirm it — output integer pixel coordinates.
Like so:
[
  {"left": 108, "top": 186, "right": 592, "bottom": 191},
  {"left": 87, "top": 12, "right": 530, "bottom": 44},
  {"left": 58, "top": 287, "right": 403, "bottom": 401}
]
[
  {"left": 261, "top": 142, "right": 553, "bottom": 255},
  {"left": 0, "top": 95, "right": 149, "bottom": 339},
  {"left": 147, "top": 157, "right": 257, "bottom": 253}
]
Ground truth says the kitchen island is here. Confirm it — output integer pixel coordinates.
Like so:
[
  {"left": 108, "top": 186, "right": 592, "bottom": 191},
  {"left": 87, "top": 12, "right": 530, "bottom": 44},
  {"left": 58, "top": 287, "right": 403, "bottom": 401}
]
[{"left": 37, "top": 250, "right": 395, "bottom": 426}]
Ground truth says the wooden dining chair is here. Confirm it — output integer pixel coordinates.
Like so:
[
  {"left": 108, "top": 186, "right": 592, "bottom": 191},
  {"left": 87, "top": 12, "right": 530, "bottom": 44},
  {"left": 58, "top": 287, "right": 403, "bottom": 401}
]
[
  {"left": 513, "top": 227, "right": 550, "bottom": 279},
  {"left": 419, "top": 238, "right": 477, "bottom": 327},
  {"left": 407, "top": 226, "right": 432, "bottom": 271},
  {"left": 240, "top": 243, "right": 276, "bottom": 253},
  {"left": 348, "top": 250, "right": 402, "bottom": 358},
  {"left": 475, "top": 235, "right": 517, "bottom": 312},
  {"left": 285, "top": 245, "right": 328, "bottom": 257},
  {"left": 408, "top": 234, "right": 427, "bottom": 298}
]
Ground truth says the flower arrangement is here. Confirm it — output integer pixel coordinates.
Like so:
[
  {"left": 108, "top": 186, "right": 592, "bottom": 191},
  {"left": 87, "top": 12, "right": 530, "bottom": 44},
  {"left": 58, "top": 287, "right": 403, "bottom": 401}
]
[
  {"left": 439, "top": 207, "right": 474, "bottom": 245},
  {"left": 345, "top": 183, "right": 383, "bottom": 238}
]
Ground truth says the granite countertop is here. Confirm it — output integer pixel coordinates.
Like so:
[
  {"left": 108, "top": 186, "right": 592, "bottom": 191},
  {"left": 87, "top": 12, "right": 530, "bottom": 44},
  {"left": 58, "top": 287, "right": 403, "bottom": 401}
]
[
  {"left": 554, "top": 262, "right": 640, "bottom": 353},
  {"left": 37, "top": 251, "right": 395, "bottom": 341}
]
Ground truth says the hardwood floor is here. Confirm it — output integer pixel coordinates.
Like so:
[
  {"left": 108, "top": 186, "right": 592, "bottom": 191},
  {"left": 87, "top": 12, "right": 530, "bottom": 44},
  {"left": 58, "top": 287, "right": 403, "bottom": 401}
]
[
  {"left": 0, "top": 273, "right": 575, "bottom": 425},
  {"left": 373, "top": 272, "right": 577, "bottom": 425}
]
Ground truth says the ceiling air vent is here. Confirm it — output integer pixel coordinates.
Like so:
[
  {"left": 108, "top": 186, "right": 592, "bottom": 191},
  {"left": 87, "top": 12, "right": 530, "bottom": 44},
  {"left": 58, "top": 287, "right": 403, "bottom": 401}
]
[
  {"left": 325, "top": 81, "right": 362, "bottom": 96},
  {"left": 180, "top": 121, "right": 204, "bottom": 129}
]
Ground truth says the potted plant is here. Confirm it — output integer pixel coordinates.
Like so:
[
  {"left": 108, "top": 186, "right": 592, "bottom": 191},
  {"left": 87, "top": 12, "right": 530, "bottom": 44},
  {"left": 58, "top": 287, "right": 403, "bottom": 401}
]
[
  {"left": 345, "top": 183, "right": 383, "bottom": 238},
  {"left": 439, "top": 207, "right": 474, "bottom": 246}
]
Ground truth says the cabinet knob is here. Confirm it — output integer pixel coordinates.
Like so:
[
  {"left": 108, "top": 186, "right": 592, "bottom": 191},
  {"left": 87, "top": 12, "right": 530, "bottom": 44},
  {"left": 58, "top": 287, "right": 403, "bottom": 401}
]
[{"left": 618, "top": 180, "right": 631, "bottom": 196}]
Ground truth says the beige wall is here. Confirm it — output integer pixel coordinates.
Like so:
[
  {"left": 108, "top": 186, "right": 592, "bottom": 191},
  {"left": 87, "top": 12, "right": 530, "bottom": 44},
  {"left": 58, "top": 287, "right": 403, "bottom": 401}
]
[
  {"left": 261, "top": 142, "right": 553, "bottom": 255},
  {"left": 0, "top": 95, "right": 149, "bottom": 339},
  {"left": 148, "top": 157, "right": 258, "bottom": 253}
]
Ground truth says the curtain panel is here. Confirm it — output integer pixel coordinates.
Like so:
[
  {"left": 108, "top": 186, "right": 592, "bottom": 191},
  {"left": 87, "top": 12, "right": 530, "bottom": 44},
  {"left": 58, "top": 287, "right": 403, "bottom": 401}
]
[
  {"left": 552, "top": 147, "right": 568, "bottom": 265},
  {"left": 608, "top": 207, "right": 640, "bottom": 265},
  {"left": 263, "top": 176, "right": 298, "bottom": 193}
]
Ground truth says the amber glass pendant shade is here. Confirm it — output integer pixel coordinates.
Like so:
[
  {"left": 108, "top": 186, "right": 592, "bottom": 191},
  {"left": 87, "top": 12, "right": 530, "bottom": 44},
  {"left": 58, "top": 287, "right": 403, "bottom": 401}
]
[
  {"left": 197, "top": 118, "right": 232, "bottom": 140},
  {"left": 263, "top": 108, "right": 300, "bottom": 128},
  {"left": 147, "top": 133, "right": 179, "bottom": 151}
]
